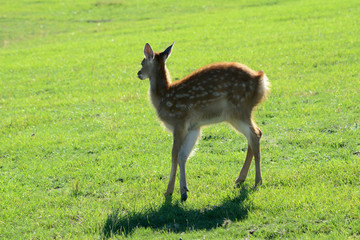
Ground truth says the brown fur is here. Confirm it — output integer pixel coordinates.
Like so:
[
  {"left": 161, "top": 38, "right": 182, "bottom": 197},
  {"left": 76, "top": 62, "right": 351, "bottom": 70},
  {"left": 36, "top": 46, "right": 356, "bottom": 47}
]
[{"left": 138, "top": 43, "right": 270, "bottom": 201}]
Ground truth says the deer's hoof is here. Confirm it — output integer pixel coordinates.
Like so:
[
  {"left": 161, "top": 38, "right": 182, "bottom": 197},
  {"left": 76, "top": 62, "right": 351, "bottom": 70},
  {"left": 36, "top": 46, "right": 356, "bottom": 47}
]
[
  {"left": 181, "top": 192, "right": 188, "bottom": 202},
  {"left": 235, "top": 180, "right": 245, "bottom": 188},
  {"left": 164, "top": 192, "right": 172, "bottom": 198},
  {"left": 255, "top": 178, "right": 263, "bottom": 186}
]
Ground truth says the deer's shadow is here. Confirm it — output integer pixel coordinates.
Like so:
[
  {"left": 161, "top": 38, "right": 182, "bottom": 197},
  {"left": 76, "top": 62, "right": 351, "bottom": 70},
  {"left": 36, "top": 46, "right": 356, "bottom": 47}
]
[{"left": 102, "top": 186, "right": 253, "bottom": 238}]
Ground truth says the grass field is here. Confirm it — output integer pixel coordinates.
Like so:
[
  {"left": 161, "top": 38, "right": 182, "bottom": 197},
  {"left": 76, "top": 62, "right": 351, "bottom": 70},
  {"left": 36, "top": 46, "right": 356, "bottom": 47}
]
[{"left": 1, "top": 0, "right": 360, "bottom": 239}]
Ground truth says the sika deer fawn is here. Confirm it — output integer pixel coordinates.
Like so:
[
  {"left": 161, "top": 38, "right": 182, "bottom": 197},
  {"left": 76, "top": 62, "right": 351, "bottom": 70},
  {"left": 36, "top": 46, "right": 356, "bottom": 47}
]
[{"left": 137, "top": 42, "right": 270, "bottom": 201}]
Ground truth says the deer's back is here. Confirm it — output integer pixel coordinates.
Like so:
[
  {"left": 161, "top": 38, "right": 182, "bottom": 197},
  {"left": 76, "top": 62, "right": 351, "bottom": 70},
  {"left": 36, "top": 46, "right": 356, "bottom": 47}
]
[{"left": 157, "top": 62, "right": 263, "bottom": 129}]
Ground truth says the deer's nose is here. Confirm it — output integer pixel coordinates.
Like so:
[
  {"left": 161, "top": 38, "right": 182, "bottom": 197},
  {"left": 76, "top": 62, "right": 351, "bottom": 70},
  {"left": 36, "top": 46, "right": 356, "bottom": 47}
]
[{"left": 137, "top": 71, "right": 143, "bottom": 79}]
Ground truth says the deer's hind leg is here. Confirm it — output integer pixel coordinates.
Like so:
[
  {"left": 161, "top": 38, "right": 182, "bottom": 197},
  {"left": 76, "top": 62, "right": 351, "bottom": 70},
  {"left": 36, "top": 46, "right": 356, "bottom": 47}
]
[
  {"left": 230, "top": 119, "right": 263, "bottom": 187},
  {"left": 236, "top": 144, "right": 253, "bottom": 185}
]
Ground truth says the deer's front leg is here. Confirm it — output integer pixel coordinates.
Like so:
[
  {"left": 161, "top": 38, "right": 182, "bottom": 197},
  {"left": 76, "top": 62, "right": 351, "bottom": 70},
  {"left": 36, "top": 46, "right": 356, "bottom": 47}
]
[
  {"left": 177, "top": 129, "right": 200, "bottom": 201},
  {"left": 164, "top": 128, "right": 185, "bottom": 198},
  {"left": 164, "top": 144, "right": 179, "bottom": 197}
]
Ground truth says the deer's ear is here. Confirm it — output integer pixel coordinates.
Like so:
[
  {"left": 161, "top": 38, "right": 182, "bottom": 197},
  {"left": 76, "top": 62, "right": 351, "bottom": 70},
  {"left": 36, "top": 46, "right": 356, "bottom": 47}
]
[
  {"left": 144, "top": 43, "right": 154, "bottom": 60},
  {"left": 160, "top": 42, "right": 174, "bottom": 62}
]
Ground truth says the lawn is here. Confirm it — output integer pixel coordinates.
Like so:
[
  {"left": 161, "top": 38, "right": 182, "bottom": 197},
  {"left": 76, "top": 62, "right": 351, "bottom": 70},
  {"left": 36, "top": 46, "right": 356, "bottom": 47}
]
[{"left": 1, "top": 0, "right": 360, "bottom": 239}]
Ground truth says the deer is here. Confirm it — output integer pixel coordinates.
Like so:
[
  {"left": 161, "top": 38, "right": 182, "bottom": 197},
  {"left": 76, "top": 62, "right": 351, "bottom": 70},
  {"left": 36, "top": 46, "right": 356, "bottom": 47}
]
[{"left": 137, "top": 42, "right": 270, "bottom": 201}]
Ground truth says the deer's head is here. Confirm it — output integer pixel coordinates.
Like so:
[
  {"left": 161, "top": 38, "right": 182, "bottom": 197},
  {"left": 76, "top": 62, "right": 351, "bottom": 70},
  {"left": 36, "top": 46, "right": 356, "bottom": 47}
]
[{"left": 137, "top": 42, "right": 174, "bottom": 80}]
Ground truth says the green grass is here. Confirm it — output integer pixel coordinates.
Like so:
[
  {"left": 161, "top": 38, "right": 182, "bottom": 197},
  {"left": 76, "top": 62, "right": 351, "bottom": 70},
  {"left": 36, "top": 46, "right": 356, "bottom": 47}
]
[{"left": 1, "top": 0, "right": 360, "bottom": 239}]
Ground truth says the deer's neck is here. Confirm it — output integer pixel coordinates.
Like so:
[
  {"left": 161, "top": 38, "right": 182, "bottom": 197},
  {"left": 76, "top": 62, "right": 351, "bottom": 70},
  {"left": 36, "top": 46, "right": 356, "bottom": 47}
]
[{"left": 149, "top": 65, "right": 171, "bottom": 109}]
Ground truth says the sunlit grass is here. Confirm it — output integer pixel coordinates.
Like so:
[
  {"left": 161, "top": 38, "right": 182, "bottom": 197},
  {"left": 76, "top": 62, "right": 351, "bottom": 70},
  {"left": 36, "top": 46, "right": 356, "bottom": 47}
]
[{"left": 1, "top": 0, "right": 359, "bottom": 239}]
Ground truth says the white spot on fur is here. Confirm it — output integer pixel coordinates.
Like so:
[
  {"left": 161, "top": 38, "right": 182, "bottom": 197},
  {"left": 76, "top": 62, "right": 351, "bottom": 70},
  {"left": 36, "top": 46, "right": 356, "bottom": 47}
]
[
  {"left": 175, "top": 93, "right": 189, "bottom": 98},
  {"left": 176, "top": 103, "right": 187, "bottom": 109}
]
